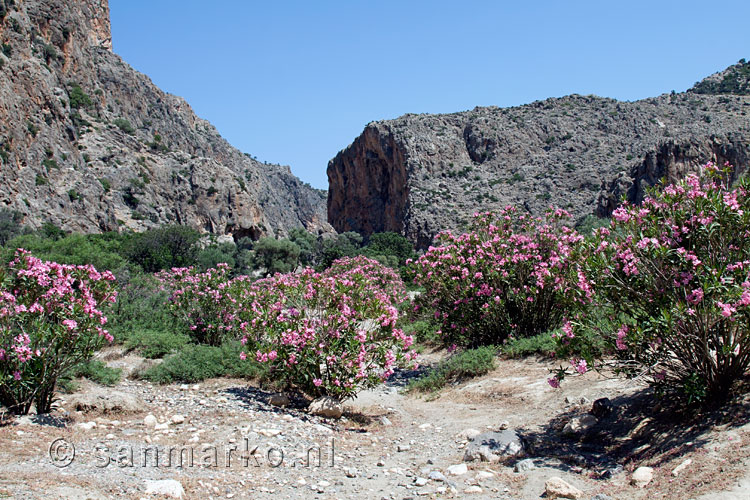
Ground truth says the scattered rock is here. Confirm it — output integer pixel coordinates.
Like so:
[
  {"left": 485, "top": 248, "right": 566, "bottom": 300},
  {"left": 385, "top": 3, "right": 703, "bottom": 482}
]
[
  {"left": 631, "top": 466, "right": 654, "bottom": 487},
  {"left": 68, "top": 388, "right": 143, "bottom": 414},
  {"left": 429, "top": 471, "right": 447, "bottom": 482},
  {"left": 144, "top": 479, "right": 184, "bottom": 499},
  {"left": 514, "top": 458, "right": 536, "bottom": 472},
  {"left": 475, "top": 470, "right": 494, "bottom": 480},
  {"left": 463, "top": 430, "right": 523, "bottom": 462},
  {"left": 344, "top": 467, "right": 357, "bottom": 478},
  {"left": 563, "top": 415, "right": 598, "bottom": 435},
  {"left": 457, "top": 428, "right": 482, "bottom": 441},
  {"left": 591, "top": 494, "right": 615, "bottom": 500},
  {"left": 258, "top": 428, "right": 282, "bottom": 437},
  {"left": 415, "top": 477, "right": 428, "bottom": 486},
  {"left": 591, "top": 398, "right": 614, "bottom": 418},
  {"left": 397, "top": 444, "right": 411, "bottom": 452},
  {"left": 76, "top": 421, "right": 97, "bottom": 431},
  {"left": 154, "top": 422, "right": 169, "bottom": 431},
  {"left": 446, "top": 463, "right": 468, "bottom": 476},
  {"left": 379, "top": 416, "right": 392, "bottom": 426},
  {"left": 309, "top": 396, "right": 343, "bottom": 419},
  {"left": 143, "top": 415, "right": 157, "bottom": 427},
  {"left": 464, "top": 486, "right": 483, "bottom": 494},
  {"left": 671, "top": 458, "right": 692, "bottom": 477},
  {"left": 170, "top": 414, "right": 185, "bottom": 425},
  {"left": 268, "top": 393, "right": 291, "bottom": 407},
  {"left": 544, "top": 477, "right": 584, "bottom": 499}
]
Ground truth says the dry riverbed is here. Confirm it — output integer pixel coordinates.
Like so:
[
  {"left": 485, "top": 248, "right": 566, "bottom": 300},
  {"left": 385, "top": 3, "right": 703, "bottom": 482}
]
[{"left": 0, "top": 350, "right": 748, "bottom": 500}]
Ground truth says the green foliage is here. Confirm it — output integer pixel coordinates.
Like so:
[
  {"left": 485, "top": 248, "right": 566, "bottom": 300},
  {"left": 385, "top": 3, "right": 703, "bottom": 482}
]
[
  {"left": 138, "top": 342, "right": 265, "bottom": 384},
  {"left": 2, "top": 232, "right": 129, "bottom": 271},
  {"left": 408, "top": 347, "right": 497, "bottom": 393},
  {"left": 319, "top": 231, "right": 363, "bottom": 269},
  {"left": 113, "top": 118, "right": 135, "bottom": 134},
  {"left": 98, "top": 177, "right": 111, "bottom": 193},
  {"left": 252, "top": 237, "right": 300, "bottom": 275},
  {"left": 68, "top": 83, "right": 92, "bottom": 109},
  {"left": 575, "top": 214, "right": 610, "bottom": 235},
  {"left": 501, "top": 332, "right": 556, "bottom": 358},
  {"left": 402, "top": 319, "right": 441, "bottom": 345},
  {"left": 61, "top": 359, "right": 121, "bottom": 389},
  {"left": 691, "top": 59, "right": 750, "bottom": 95},
  {"left": 124, "top": 225, "right": 200, "bottom": 273},
  {"left": 106, "top": 273, "right": 177, "bottom": 345},
  {"left": 124, "top": 329, "right": 189, "bottom": 359},
  {"left": 288, "top": 228, "right": 318, "bottom": 266},
  {"left": 0, "top": 208, "right": 23, "bottom": 246},
  {"left": 196, "top": 242, "right": 236, "bottom": 271},
  {"left": 362, "top": 232, "right": 416, "bottom": 269},
  {"left": 67, "top": 189, "right": 79, "bottom": 201}
]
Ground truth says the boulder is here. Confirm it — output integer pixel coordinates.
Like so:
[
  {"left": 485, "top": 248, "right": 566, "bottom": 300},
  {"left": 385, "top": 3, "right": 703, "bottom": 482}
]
[
  {"left": 544, "top": 477, "right": 584, "bottom": 499},
  {"left": 563, "top": 415, "right": 598, "bottom": 435},
  {"left": 309, "top": 397, "right": 343, "bottom": 419},
  {"left": 591, "top": 398, "right": 614, "bottom": 418},
  {"left": 68, "top": 387, "right": 142, "bottom": 414},
  {"left": 144, "top": 479, "right": 184, "bottom": 499},
  {"left": 631, "top": 466, "right": 654, "bottom": 487},
  {"left": 463, "top": 430, "right": 523, "bottom": 462},
  {"left": 268, "top": 393, "right": 291, "bottom": 407}
]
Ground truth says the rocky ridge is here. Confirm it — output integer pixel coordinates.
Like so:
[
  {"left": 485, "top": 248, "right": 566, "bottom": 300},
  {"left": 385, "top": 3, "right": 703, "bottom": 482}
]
[
  {"left": 328, "top": 61, "right": 750, "bottom": 248},
  {"left": 0, "top": 0, "right": 329, "bottom": 239}
]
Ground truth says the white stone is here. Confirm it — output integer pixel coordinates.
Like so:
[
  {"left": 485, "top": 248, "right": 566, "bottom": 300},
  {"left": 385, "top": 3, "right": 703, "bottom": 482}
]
[
  {"left": 144, "top": 479, "right": 184, "bottom": 499},
  {"left": 446, "top": 463, "right": 468, "bottom": 475},
  {"left": 671, "top": 458, "right": 692, "bottom": 477},
  {"left": 170, "top": 415, "right": 185, "bottom": 425},
  {"left": 562, "top": 415, "right": 597, "bottom": 435},
  {"left": 143, "top": 415, "right": 157, "bottom": 427},
  {"left": 154, "top": 423, "right": 169, "bottom": 431},
  {"left": 259, "top": 428, "right": 282, "bottom": 437},
  {"left": 76, "top": 421, "right": 97, "bottom": 431},
  {"left": 631, "top": 466, "right": 654, "bottom": 487},
  {"left": 545, "top": 477, "right": 584, "bottom": 499},
  {"left": 309, "top": 397, "right": 343, "bottom": 419},
  {"left": 456, "top": 428, "right": 482, "bottom": 441},
  {"left": 464, "top": 486, "right": 483, "bottom": 494}
]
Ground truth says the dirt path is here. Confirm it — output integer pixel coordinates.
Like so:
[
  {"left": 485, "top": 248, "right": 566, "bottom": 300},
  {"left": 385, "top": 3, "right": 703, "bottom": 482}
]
[{"left": 1, "top": 353, "right": 749, "bottom": 499}]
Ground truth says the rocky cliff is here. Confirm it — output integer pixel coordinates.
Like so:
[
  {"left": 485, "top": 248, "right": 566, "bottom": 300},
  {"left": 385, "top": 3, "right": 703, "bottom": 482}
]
[
  {"left": 328, "top": 61, "right": 750, "bottom": 248},
  {"left": 0, "top": 0, "right": 329, "bottom": 239}
]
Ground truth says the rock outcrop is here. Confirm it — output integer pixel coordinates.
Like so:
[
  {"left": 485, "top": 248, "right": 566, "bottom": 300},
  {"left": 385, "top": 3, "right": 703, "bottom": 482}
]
[
  {"left": 328, "top": 61, "right": 750, "bottom": 248},
  {"left": 0, "top": 0, "right": 329, "bottom": 238}
]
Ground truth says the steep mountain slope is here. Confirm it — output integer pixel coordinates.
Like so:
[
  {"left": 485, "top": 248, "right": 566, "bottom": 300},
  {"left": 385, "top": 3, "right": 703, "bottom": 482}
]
[
  {"left": 0, "top": 0, "right": 329, "bottom": 238},
  {"left": 328, "top": 61, "right": 750, "bottom": 248}
]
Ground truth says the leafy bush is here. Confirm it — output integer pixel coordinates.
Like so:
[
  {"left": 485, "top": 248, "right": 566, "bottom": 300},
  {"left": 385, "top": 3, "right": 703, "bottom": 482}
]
[
  {"left": 0, "top": 250, "right": 117, "bottom": 414},
  {"left": 252, "top": 237, "right": 300, "bottom": 275},
  {"left": 157, "top": 264, "right": 248, "bottom": 346},
  {"left": 59, "top": 359, "right": 121, "bottom": 392},
  {"left": 408, "top": 346, "right": 496, "bottom": 393},
  {"left": 124, "top": 329, "right": 189, "bottom": 359},
  {"left": 241, "top": 256, "right": 416, "bottom": 400},
  {"left": 0, "top": 209, "right": 23, "bottom": 246},
  {"left": 125, "top": 225, "right": 200, "bottom": 273},
  {"left": 68, "top": 83, "right": 92, "bottom": 110},
  {"left": 138, "top": 342, "right": 264, "bottom": 384},
  {"left": 196, "top": 242, "right": 236, "bottom": 271},
  {"left": 410, "top": 208, "right": 586, "bottom": 348},
  {"left": 552, "top": 163, "right": 750, "bottom": 404},
  {"left": 106, "top": 273, "right": 176, "bottom": 344},
  {"left": 3, "top": 232, "right": 129, "bottom": 271},
  {"left": 113, "top": 118, "right": 135, "bottom": 134},
  {"left": 501, "top": 332, "right": 556, "bottom": 358},
  {"left": 362, "top": 232, "right": 416, "bottom": 269}
]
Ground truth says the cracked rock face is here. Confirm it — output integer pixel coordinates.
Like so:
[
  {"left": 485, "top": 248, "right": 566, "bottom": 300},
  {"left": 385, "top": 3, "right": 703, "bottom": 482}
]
[
  {"left": 0, "top": 0, "right": 330, "bottom": 239},
  {"left": 328, "top": 62, "right": 750, "bottom": 249}
]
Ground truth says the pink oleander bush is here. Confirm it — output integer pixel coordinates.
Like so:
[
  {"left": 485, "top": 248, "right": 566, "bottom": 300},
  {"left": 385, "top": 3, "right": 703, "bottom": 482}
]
[
  {"left": 410, "top": 208, "right": 587, "bottom": 347},
  {"left": 0, "top": 250, "right": 117, "bottom": 414},
  {"left": 156, "top": 264, "right": 252, "bottom": 346},
  {"left": 240, "top": 256, "right": 417, "bottom": 400},
  {"left": 552, "top": 163, "right": 750, "bottom": 404}
]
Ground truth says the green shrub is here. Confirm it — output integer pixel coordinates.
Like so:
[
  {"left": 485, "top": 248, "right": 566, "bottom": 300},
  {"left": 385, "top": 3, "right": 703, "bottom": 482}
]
[
  {"left": 252, "top": 237, "right": 300, "bottom": 275},
  {"left": 68, "top": 83, "right": 92, "bottom": 109},
  {"left": 408, "top": 346, "right": 497, "bottom": 393},
  {"left": 62, "top": 359, "right": 121, "bottom": 389},
  {"left": 113, "top": 118, "right": 135, "bottom": 134},
  {"left": 138, "top": 342, "right": 265, "bottom": 384},
  {"left": 124, "top": 225, "right": 200, "bottom": 273},
  {"left": 402, "top": 319, "right": 441, "bottom": 345},
  {"left": 106, "top": 273, "right": 177, "bottom": 344},
  {"left": 124, "top": 329, "right": 189, "bottom": 359},
  {"left": 3, "top": 232, "right": 129, "bottom": 271},
  {"left": 501, "top": 332, "right": 556, "bottom": 358},
  {"left": 0, "top": 208, "right": 23, "bottom": 246}
]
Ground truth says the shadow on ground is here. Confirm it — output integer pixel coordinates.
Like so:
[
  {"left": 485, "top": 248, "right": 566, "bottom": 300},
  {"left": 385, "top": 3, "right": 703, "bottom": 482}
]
[{"left": 521, "top": 379, "right": 750, "bottom": 476}]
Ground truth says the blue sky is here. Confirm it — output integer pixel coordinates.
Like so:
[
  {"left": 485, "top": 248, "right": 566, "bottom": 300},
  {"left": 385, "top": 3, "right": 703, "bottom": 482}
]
[{"left": 110, "top": 1, "right": 749, "bottom": 189}]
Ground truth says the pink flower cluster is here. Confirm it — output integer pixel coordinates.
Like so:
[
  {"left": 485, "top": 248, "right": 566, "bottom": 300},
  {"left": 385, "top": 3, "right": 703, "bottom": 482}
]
[
  {"left": 410, "top": 207, "right": 587, "bottom": 346},
  {"left": 0, "top": 249, "right": 117, "bottom": 413},
  {"left": 238, "top": 256, "right": 416, "bottom": 400}
]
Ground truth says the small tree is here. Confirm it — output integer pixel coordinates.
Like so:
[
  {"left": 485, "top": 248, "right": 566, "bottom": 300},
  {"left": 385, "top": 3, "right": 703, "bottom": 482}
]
[
  {"left": 252, "top": 237, "right": 300, "bottom": 275},
  {"left": 552, "top": 163, "right": 750, "bottom": 404},
  {"left": 125, "top": 225, "right": 200, "bottom": 273},
  {"left": 0, "top": 250, "right": 117, "bottom": 414}
]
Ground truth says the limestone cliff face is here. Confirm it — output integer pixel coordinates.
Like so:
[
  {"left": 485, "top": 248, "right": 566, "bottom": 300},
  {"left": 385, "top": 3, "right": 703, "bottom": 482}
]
[
  {"left": 328, "top": 62, "right": 750, "bottom": 248},
  {"left": 0, "top": 0, "right": 329, "bottom": 238}
]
